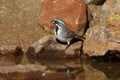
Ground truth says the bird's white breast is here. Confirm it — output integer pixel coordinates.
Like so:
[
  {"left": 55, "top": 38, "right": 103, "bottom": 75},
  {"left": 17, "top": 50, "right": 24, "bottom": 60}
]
[{"left": 54, "top": 28, "right": 72, "bottom": 42}]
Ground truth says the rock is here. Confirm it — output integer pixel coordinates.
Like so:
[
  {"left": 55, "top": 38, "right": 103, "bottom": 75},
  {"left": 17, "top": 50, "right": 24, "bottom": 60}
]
[
  {"left": 0, "top": 45, "right": 23, "bottom": 56},
  {"left": 83, "top": 0, "right": 120, "bottom": 57},
  {"left": 100, "top": 0, "right": 120, "bottom": 25},
  {"left": 40, "top": 0, "right": 92, "bottom": 34},
  {"left": 26, "top": 36, "right": 82, "bottom": 59},
  {"left": 26, "top": 36, "right": 53, "bottom": 58},
  {"left": 90, "top": 50, "right": 120, "bottom": 62},
  {"left": 101, "top": 0, "right": 120, "bottom": 48},
  {"left": 84, "top": 0, "right": 106, "bottom": 5},
  {"left": 83, "top": 26, "right": 120, "bottom": 56},
  {"left": 87, "top": 5, "right": 102, "bottom": 26},
  {"left": 106, "top": 15, "right": 120, "bottom": 41}
]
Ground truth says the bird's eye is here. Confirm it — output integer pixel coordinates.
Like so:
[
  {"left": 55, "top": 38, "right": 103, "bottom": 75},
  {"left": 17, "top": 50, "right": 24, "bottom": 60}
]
[{"left": 55, "top": 21, "right": 58, "bottom": 24}]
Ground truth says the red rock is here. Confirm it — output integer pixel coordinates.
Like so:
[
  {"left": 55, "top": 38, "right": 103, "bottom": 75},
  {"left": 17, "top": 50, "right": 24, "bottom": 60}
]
[
  {"left": 0, "top": 45, "right": 23, "bottom": 56},
  {"left": 40, "top": 0, "right": 92, "bottom": 33}
]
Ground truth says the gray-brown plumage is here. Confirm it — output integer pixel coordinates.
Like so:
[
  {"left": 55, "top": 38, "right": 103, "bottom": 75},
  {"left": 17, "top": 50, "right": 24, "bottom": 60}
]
[{"left": 51, "top": 19, "right": 85, "bottom": 51}]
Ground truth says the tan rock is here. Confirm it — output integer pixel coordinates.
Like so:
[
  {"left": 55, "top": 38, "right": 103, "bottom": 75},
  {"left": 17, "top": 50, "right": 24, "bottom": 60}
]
[
  {"left": 83, "top": 26, "right": 120, "bottom": 56},
  {"left": 100, "top": 0, "right": 120, "bottom": 24},
  {"left": 26, "top": 35, "right": 53, "bottom": 58},
  {"left": 106, "top": 14, "right": 120, "bottom": 41},
  {"left": 26, "top": 36, "right": 82, "bottom": 59},
  {"left": 40, "top": 0, "right": 92, "bottom": 34},
  {"left": 101, "top": 0, "right": 120, "bottom": 41},
  {"left": 0, "top": 45, "right": 23, "bottom": 56}
]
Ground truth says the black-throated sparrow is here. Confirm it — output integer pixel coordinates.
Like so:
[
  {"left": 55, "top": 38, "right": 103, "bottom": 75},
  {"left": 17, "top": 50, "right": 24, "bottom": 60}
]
[{"left": 51, "top": 19, "right": 85, "bottom": 51}]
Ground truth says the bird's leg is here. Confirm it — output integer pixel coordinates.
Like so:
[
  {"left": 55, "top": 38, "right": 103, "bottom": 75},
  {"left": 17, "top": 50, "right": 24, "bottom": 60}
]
[
  {"left": 63, "top": 41, "right": 71, "bottom": 51},
  {"left": 80, "top": 40, "right": 84, "bottom": 55},
  {"left": 64, "top": 45, "right": 70, "bottom": 51}
]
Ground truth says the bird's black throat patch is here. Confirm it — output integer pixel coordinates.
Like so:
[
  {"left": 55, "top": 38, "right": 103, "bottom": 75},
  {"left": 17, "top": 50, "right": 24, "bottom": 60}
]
[{"left": 55, "top": 26, "right": 59, "bottom": 35}]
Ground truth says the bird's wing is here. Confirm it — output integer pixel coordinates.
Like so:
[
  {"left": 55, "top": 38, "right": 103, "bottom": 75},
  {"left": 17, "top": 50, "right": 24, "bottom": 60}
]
[
  {"left": 74, "top": 34, "right": 85, "bottom": 40},
  {"left": 63, "top": 28, "right": 76, "bottom": 38},
  {"left": 66, "top": 28, "right": 85, "bottom": 39}
]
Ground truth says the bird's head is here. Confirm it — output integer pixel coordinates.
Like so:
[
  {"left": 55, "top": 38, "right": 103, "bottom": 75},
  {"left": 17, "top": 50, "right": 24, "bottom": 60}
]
[{"left": 51, "top": 19, "right": 65, "bottom": 29}]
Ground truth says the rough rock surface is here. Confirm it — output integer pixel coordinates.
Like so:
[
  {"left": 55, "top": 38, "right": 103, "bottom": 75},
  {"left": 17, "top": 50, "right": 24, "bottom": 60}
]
[
  {"left": 26, "top": 35, "right": 53, "bottom": 58},
  {"left": 40, "top": 0, "right": 92, "bottom": 34},
  {"left": 0, "top": 45, "right": 23, "bottom": 56},
  {"left": 100, "top": 0, "right": 120, "bottom": 25},
  {"left": 26, "top": 36, "right": 82, "bottom": 59},
  {"left": 83, "top": 0, "right": 120, "bottom": 56},
  {"left": 83, "top": 26, "right": 120, "bottom": 56}
]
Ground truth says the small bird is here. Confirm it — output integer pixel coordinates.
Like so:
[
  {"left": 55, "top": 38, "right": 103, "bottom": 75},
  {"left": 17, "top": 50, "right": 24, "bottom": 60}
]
[{"left": 51, "top": 19, "right": 85, "bottom": 51}]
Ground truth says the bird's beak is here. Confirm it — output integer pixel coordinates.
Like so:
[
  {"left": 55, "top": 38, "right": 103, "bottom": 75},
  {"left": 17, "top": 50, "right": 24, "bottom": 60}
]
[{"left": 51, "top": 20, "right": 56, "bottom": 24}]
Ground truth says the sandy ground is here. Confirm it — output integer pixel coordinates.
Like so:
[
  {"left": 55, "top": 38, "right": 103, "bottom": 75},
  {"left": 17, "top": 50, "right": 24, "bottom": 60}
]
[{"left": 0, "top": 0, "right": 48, "bottom": 51}]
